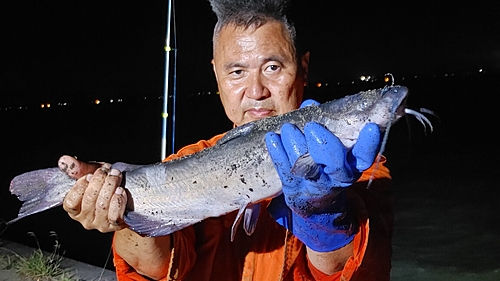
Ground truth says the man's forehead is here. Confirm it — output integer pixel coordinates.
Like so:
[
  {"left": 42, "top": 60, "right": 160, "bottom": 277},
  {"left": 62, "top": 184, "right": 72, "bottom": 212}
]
[{"left": 214, "top": 22, "right": 294, "bottom": 59}]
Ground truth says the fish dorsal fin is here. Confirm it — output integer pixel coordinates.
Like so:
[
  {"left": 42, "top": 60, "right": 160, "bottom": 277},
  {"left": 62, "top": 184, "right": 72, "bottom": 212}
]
[
  {"left": 290, "top": 153, "right": 321, "bottom": 180},
  {"left": 218, "top": 122, "right": 254, "bottom": 145}
]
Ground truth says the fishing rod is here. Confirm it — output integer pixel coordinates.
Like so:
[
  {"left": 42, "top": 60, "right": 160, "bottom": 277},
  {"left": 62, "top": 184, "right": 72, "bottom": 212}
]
[{"left": 161, "top": 0, "right": 178, "bottom": 160}]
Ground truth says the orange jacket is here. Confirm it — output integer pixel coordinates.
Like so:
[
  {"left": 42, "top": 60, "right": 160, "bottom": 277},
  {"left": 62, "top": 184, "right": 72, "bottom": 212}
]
[{"left": 113, "top": 133, "right": 393, "bottom": 281}]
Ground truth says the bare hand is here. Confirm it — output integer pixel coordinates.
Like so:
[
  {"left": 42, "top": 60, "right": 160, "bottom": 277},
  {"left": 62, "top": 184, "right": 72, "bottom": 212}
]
[{"left": 59, "top": 155, "right": 128, "bottom": 232}]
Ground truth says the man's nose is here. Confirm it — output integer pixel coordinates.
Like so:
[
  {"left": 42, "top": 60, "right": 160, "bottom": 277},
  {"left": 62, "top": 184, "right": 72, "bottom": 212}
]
[{"left": 245, "top": 73, "right": 270, "bottom": 100}]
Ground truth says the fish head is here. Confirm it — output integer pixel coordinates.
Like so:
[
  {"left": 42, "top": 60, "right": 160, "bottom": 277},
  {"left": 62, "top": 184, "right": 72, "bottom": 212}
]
[
  {"left": 357, "top": 85, "right": 409, "bottom": 132},
  {"left": 318, "top": 85, "right": 409, "bottom": 149}
]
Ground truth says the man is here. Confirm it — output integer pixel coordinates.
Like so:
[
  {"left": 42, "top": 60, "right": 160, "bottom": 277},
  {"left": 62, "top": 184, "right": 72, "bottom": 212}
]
[{"left": 61, "top": 0, "right": 393, "bottom": 280}]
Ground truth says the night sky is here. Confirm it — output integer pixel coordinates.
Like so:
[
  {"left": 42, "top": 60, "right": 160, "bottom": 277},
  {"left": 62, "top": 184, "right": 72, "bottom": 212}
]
[{"left": 1, "top": 0, "right": 499, "bottom": 105}]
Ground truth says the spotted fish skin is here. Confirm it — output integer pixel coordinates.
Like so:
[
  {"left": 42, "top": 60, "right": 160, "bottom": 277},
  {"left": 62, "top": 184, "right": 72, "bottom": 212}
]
[{"left": 9, "top": 86, "right": 409, "bottom": 237}]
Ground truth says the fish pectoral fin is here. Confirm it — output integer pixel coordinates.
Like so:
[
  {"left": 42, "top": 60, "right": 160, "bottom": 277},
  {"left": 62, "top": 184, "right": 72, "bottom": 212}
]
[
  {"left": 243, "top": 203, "right": 261, "bottom": 236},
  {"left": 290, "top": 153, "right": 321, "bottom": 180},
  {"left": 230, "top": 200, "right": 253, "bottom": 241}
]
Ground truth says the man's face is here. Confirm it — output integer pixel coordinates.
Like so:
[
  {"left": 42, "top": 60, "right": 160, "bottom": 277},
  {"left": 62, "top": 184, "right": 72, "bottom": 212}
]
[{"left": 212, "top": 21, "right": 309, "bottom": 126}]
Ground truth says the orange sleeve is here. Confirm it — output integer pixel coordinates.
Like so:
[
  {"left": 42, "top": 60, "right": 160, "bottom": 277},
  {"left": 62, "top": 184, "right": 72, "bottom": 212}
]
[
  {"left": 358, "top": 155, "right": 391, "bottom": 182},
  {"left": 112, "top": 134, "right": 225, "bottom": 280},
  {"left": 166, "top": 133, "right": 225, "bottom": 161}
]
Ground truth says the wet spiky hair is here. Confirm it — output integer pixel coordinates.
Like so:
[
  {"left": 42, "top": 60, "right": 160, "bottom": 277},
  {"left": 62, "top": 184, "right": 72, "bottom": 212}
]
[
  {"left": 210, "top": 0, "right": 291, "bottom": 27},
  {"left": 209, "top": 0, "right": 301, "bottom": 56}
]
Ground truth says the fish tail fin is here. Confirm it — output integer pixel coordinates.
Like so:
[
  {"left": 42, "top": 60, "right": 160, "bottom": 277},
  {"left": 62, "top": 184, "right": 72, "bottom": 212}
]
[{"left": 8, "top": 167, "right": 74, "bottom": 224}]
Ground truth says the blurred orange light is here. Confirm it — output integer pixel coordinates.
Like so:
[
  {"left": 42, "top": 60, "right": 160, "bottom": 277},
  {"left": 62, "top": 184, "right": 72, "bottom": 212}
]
[
  {"left": 95, "top": 99, "right": 100, "bottom": 105},
  {"left": 316, "top": 82, "right": 322, "bottom": 88}
]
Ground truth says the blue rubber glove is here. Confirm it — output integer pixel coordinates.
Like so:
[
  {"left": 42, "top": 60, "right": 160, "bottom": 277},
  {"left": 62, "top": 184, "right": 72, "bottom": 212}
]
[{"left": 265, "top": 100, "right": 381, "bottom": 252}]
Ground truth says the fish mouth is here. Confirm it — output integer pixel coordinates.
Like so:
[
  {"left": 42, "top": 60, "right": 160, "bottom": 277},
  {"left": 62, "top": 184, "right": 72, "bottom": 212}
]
[
  {"left": 381, "top": 86, "right": 436, "bottom": 133},
  {"left": 396, "top": 95, "right": 409, "bottom": 119},
  {"left": 386, "top": 86, "right": 435, "bottom": 133},
  {"left": 382, "top": 85, "right": 409, "bottom": 119}
]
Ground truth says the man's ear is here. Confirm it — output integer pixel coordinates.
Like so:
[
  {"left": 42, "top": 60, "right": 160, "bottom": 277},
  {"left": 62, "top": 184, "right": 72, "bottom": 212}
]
[
  {"left": 300, "top": 52, "right": 310, "bottom": 85},
  {"left": 211, "top": 58, "right": 218, "bottom": 80}
]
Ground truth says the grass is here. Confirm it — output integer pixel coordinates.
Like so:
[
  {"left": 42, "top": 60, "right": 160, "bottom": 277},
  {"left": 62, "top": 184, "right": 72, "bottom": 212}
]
[{"left": 0, "top": 231, "right": 79, "bottom": 281}]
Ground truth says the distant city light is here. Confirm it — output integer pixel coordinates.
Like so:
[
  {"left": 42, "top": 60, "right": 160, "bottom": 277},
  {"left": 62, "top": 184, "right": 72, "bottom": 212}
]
[
  {"left": 1, "top": 68, "right": 494, "bottom": 113},
  {"left": 360, "top": 75, "right": 372, "bottom": 82}
]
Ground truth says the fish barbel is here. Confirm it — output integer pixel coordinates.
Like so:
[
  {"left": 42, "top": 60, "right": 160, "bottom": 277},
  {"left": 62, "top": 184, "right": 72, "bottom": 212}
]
[{"left": 8, "top": 85, "right": 422, "bottom": 238}]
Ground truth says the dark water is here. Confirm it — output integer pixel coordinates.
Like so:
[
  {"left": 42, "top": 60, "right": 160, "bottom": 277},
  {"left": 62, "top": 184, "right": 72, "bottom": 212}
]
[
  {"left": 385, "top": 72, "right": 500, "bottom": 280},
  {"left": 1, "top": 71, "right": 499, "bottom": 278}
]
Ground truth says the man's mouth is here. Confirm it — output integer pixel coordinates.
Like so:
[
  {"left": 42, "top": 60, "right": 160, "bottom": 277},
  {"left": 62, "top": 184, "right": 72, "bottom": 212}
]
[{"left": 246, "top": 108, "right": 273, "bottom": 118}]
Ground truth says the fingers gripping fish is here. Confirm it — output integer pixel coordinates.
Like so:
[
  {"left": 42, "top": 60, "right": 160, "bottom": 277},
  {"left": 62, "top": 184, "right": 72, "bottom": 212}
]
[{"left": 8, "top": 86, "right": 429, "bottom": 240}]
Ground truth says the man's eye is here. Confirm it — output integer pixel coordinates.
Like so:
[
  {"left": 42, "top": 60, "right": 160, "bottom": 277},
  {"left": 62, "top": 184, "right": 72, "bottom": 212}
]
[
  {"left": 265, "top": 65, "right": 280, "bottom": 72},
  {"left": 230, "top": 69, "right": 243, "bottom": 76}
]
